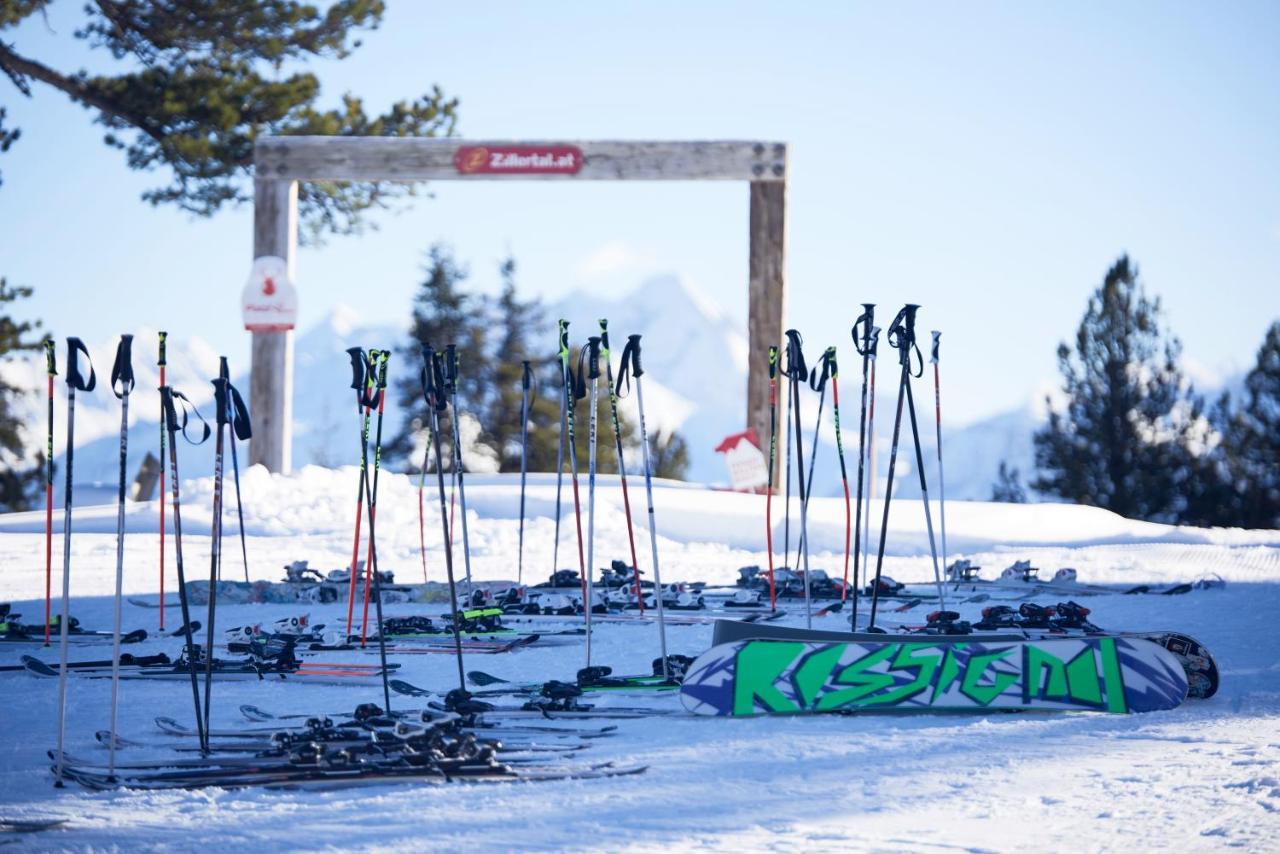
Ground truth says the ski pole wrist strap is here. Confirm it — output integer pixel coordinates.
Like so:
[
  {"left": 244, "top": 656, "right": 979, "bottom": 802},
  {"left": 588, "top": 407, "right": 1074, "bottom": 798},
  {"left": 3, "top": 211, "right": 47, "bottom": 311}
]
[
  {"left": 111, "top": 334, "right": 135, "bottom": 399},
  {"left": 65, "top": 337, "right": 96, "bottom": 392},
  {"left": 887, "top": 304, "right": 923, "bottom": 377},
  {"left": 160, "top": 388, "right": 211, "bottom": 445}
]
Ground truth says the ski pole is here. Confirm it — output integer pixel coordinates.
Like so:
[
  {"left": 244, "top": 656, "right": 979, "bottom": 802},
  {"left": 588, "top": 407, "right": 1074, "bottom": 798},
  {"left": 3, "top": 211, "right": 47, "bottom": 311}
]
[
  {"left": 901, "top": 327, "right": 947, "bottom": 610},
  {"left": 559, "top": 323, "right": 589, "bottom": 609},
  {"left": 784, "top": 330, "right": 814, "bottom": 628},
  {"left": 54, "top": 337, "right": 95, "bottom": 787},
  {"left": 616, "top": 334, "right": 670, "bottom": 679},
  {"left": 343, "top": 348, "right": 374, "bottom": 636},
  {"left": 584, "top": 336, "right": 602, "bottom": 666},
  {"left": 417, "top": 428, "right": 433, "bottom": 585},
  {"left": 422, "top": 346, "right": 467, "bottom": 693},
  {"left": 157, "top": 331, "right": 166, "bottom": 631},
  {"left": 443, "top": 344, "right": 477, "bottom": 605},
  {"left": 361, "top": 350, "right": 394, "bottom": 713},
  {"left": 202, "top": 375, "right": 229, "bottom": 738},
  {"left": 599, "top": 320, "right": 644, "bottom": 612},
  {"left": 43, "top": 338, "right": 55, "bottom": 646},
  {"left": 782, "top": 349, "right": 794, "bottom": 575},
  {"left": 931, "top": 331, "right": 948, "bottom": 573},
  {"left": 517, "top": 360, "right": 533, "bottom": 586},
  {"left": 859, "top": 325, "right": 880, "bottom": 626},
  {"left": 827, "top": 349, "right": 853, "bottom": 609},
  {"left": 764, "top": 345, "right": 779, "bottom": 611},
  {"left": 360, "top": 349, "right": 388, "bottom": 646},
  {"left": 849, "top": 305, "right": 874, "bottom": 624},
  {"left": 219, "top": 357, "right": 252, "bottom": 583},
  {"left": 794, "top": 346, "right": 832, "bottom": 572},
  {"left": 107, "top": 335, "right": 134, "bottom": 780},
  {"left": 159, "top": 387, "right": 211, "bottom": 754},
  {"left": 552, "top": 323, "right": 569, "bottom": 581}
]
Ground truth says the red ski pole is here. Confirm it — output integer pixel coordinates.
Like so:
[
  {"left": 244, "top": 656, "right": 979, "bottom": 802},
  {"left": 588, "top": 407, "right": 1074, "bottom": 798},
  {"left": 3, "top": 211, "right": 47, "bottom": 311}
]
[{"left": 765, "top": 346, "right": 779, "bottom": 611}]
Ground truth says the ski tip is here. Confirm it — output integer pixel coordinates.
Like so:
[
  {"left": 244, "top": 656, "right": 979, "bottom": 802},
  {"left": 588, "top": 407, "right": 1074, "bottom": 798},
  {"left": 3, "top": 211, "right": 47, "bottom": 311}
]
[
  {"left": 466, "top": 670, "right": 507, "bottom": 686},
  {"left": 21, "top": 656, "right": 58, "bottom": 677},
  {"left": 122, "top": 629, "right": 148, "bottom": 644}
]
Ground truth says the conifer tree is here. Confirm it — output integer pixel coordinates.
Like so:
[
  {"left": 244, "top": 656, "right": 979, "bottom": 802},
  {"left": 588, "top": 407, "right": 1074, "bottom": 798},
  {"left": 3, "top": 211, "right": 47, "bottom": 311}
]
[
  {"left": 1211, "top": 322, "right": 1280, "bottom": 528},
  {"left": 1032, "top": 256, "right": 1201, "bottom": 522},
  {"left": 0, "top": 278, "right": 45, "bottom": 511},
  {"left": 991, "top": 460, "right": 1027, "bottom": 503}
]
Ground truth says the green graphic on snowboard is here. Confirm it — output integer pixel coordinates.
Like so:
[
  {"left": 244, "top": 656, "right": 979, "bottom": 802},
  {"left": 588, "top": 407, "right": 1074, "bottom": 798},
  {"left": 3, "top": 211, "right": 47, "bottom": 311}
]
[{"left": 715, "top": 637, "right": 1148, "bottom": 715}]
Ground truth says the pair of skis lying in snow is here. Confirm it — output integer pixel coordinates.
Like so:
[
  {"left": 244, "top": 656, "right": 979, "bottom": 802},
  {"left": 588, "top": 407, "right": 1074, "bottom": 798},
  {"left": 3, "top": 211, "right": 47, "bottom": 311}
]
[{"left": 55, "top": 702, "right": 647, "bottom": 791}]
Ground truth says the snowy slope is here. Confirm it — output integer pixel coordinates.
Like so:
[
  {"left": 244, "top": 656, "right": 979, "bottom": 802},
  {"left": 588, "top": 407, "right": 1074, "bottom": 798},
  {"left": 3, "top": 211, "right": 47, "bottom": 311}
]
[{"left": 0, "top": 471, "right": 1278, "bottom": 849}]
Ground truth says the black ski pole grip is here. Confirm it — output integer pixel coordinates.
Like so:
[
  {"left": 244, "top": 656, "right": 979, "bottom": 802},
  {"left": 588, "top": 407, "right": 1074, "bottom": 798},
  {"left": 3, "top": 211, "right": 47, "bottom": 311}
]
[
  {"left": 826, "top": 346, "right": 838, "bottom": 381},
  {"left": 598, "top": 319, "right": 611, "bottom": 355},
  {"left": 443, "top": 344, "right": 458, "bottom": 392},
  {"left": 784, "top": 329, "right": 806, "bottom": 379},
  {"left": 521, "top": 360, "right": 532, "bottom": 391},
  {"left": 44, "top": 338, "right": 57, "bottom": 377},
  {"left": 768, "top": 345, "right": 778, "bottom": 381},
  {"left": 931, "top": 331, "right": 941, "bottom": 364},
  {"left": 431, "top": 351, "right": 449, "bottom": 411},
  {"left": 852, "top": 304, "right": 875, "bottom": 356},
  {"left": 65, "top": 337, "right": 96, "bottom": 392},
  {"left": 111, "top": 334, "right": 135, "bottom": 399},
  {"left": 587, "top": 336, "right": 601, "bottom": 380},
  {"left": 346, "top": 347, "right": 367, "bottom": 392},
  {"left": 626, "top": 334, "right": 643, "bottom": 378},
  {"left": 157, "top": 331, "right": 167, "bottom": 368},
  {"left": 160, "top": 386, "right": 179, "bottom": 432},
  {"left": 212, "top": 377, "right": 230, "bottom": 427},
  {"left": 420, "top": 346, "right": 435, "bottom": 406}
]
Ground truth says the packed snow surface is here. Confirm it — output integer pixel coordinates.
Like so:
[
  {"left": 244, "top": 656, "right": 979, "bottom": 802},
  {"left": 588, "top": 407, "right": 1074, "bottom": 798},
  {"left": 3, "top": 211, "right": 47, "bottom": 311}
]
[{"left": 1, "top": 467, "right": 1278, "bottom": 850}]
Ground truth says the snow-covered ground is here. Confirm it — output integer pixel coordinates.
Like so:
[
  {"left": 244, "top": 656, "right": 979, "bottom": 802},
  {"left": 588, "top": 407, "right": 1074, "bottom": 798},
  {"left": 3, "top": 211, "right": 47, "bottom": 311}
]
[{"left": 1, "top": 468, "right": 1278, "bottom": 850}]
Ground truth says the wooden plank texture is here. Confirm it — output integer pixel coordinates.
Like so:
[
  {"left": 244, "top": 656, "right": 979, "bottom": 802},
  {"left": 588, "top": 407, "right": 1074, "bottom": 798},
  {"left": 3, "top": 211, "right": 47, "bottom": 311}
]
[
  {"left": 256, "top": 138, "right": 787, "bottom": 182},
  {"left": 249, "top": 178, "right": 297, "bottom": 473},
  {"left": 747, "top": 181, "right": 787, "bottom": 491}
]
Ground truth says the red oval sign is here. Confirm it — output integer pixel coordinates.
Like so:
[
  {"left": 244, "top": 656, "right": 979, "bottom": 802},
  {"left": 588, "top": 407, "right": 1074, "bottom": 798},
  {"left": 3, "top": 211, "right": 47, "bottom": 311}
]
[{"left": 453, "top": 145, "right": 583, "bottom": 175}]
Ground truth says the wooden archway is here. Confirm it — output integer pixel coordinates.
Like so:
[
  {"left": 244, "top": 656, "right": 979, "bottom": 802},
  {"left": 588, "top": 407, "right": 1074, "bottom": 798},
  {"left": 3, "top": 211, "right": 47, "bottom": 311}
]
[{"left": 250, "top": 137, "right": 788, "bottom": 478}]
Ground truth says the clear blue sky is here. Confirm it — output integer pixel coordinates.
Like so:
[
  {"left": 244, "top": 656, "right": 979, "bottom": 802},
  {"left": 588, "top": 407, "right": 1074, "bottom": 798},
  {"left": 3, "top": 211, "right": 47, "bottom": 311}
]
[{"left": 2, "top": 1, "right": 1276, "bottom": 424}]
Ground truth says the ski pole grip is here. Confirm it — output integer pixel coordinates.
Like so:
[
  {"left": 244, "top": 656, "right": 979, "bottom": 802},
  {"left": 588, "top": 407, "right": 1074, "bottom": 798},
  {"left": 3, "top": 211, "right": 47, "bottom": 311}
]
[
  {"left": 346, "top": 347, "right": 367, "bottom": 392},
  {"left": 587, "top": 336, "right": 602, "bottom": 380},
  {"left": 44, "top": 338, "right": 57, "bottom": 377},
  {"left": 869, "top": 326, "right": 882, "bottom": 358},
  {"left": 558, "top": 319, "right": 569, "bottom": 359},
  {"left": 431, "top": 350, "right": 449, "bottom": 411},
  {"left": 521, "top": 360, "right": 532, "bottom": 391},
  {"left": 626, "top": 334, "right": 643, "bottom": 378},
  {"left": 598, "top": 318, "right": 611, "bottom": 355},
  {"left": 160, "top": 386, "right": 179, "bottom": 432},
  {"left": 443, "top": 344, "right": 458, "bottom": 390},
  {"left": 218, "top": 355, "right": 229, "bottom": 381},
  {"left": 852, "top": 303, "right": 875, "bottom": 356},
  {"left": 784, "top": 329, "right": 806, "bottom": 379},
  {"left": 931, "top": 331, "right": 941, "bottom": 364},
  {"left": 65, "top": 337, "right": 96, "bottom": 392},
  {"left": 212, "top": 377, "right": 230, "bottom": 427},
  {"left": 376, "top": 350, "right": 390, "bottom": 390},
  {"left": 157, "top": 331, "right": 167, "bottom": 367},
  {"left": 768, "top": 345, "right": 778, "bottom": 381},
  {"left": 111, "top": 334, "right": 135, "bottom": 399}
]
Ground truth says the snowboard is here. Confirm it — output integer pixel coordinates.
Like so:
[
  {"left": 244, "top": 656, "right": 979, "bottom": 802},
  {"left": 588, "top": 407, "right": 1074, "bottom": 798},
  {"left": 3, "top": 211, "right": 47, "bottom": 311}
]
[{"left": 680, "top": 636, "right": 1188, "bottom": 716}]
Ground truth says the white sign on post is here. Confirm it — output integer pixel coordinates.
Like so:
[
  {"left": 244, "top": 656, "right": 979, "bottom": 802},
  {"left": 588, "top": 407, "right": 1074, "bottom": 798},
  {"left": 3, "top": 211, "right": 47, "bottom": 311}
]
[{"left": 241, "top": 256, "right": 298, "bottom": 331}]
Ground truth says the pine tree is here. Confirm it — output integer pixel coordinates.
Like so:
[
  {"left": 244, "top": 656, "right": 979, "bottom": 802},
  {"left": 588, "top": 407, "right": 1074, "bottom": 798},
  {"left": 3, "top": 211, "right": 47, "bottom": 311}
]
[
  {"left": 991, "top": 460, "right": 1027, "bottom": 503},
  {"left": 1032, "top": 256, "right": 1201, "bottom": 522},
  {"left": 1212, "top": 322, "right": 1280, "bottom": 528},
  {"left": 0, "top": 278, "right": 45, "bottom": 511},
  {"left": 0, "top": 1, "right": 458, "bottom": 240},
  {"left": 389, "top": 244, "right": 490, "bottom": 468},
  {"left": 486, "top": 258, "right": 561, "bottom": 472}
]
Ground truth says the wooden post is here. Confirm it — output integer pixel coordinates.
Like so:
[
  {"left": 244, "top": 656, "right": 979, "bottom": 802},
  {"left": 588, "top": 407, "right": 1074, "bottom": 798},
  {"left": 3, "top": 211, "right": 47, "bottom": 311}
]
[
  {"left": 748, "top": 179, "right": 787, "bottom": 490},
  {"left": 249, "top": 178, "right": 297, "bottom": 473}
]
